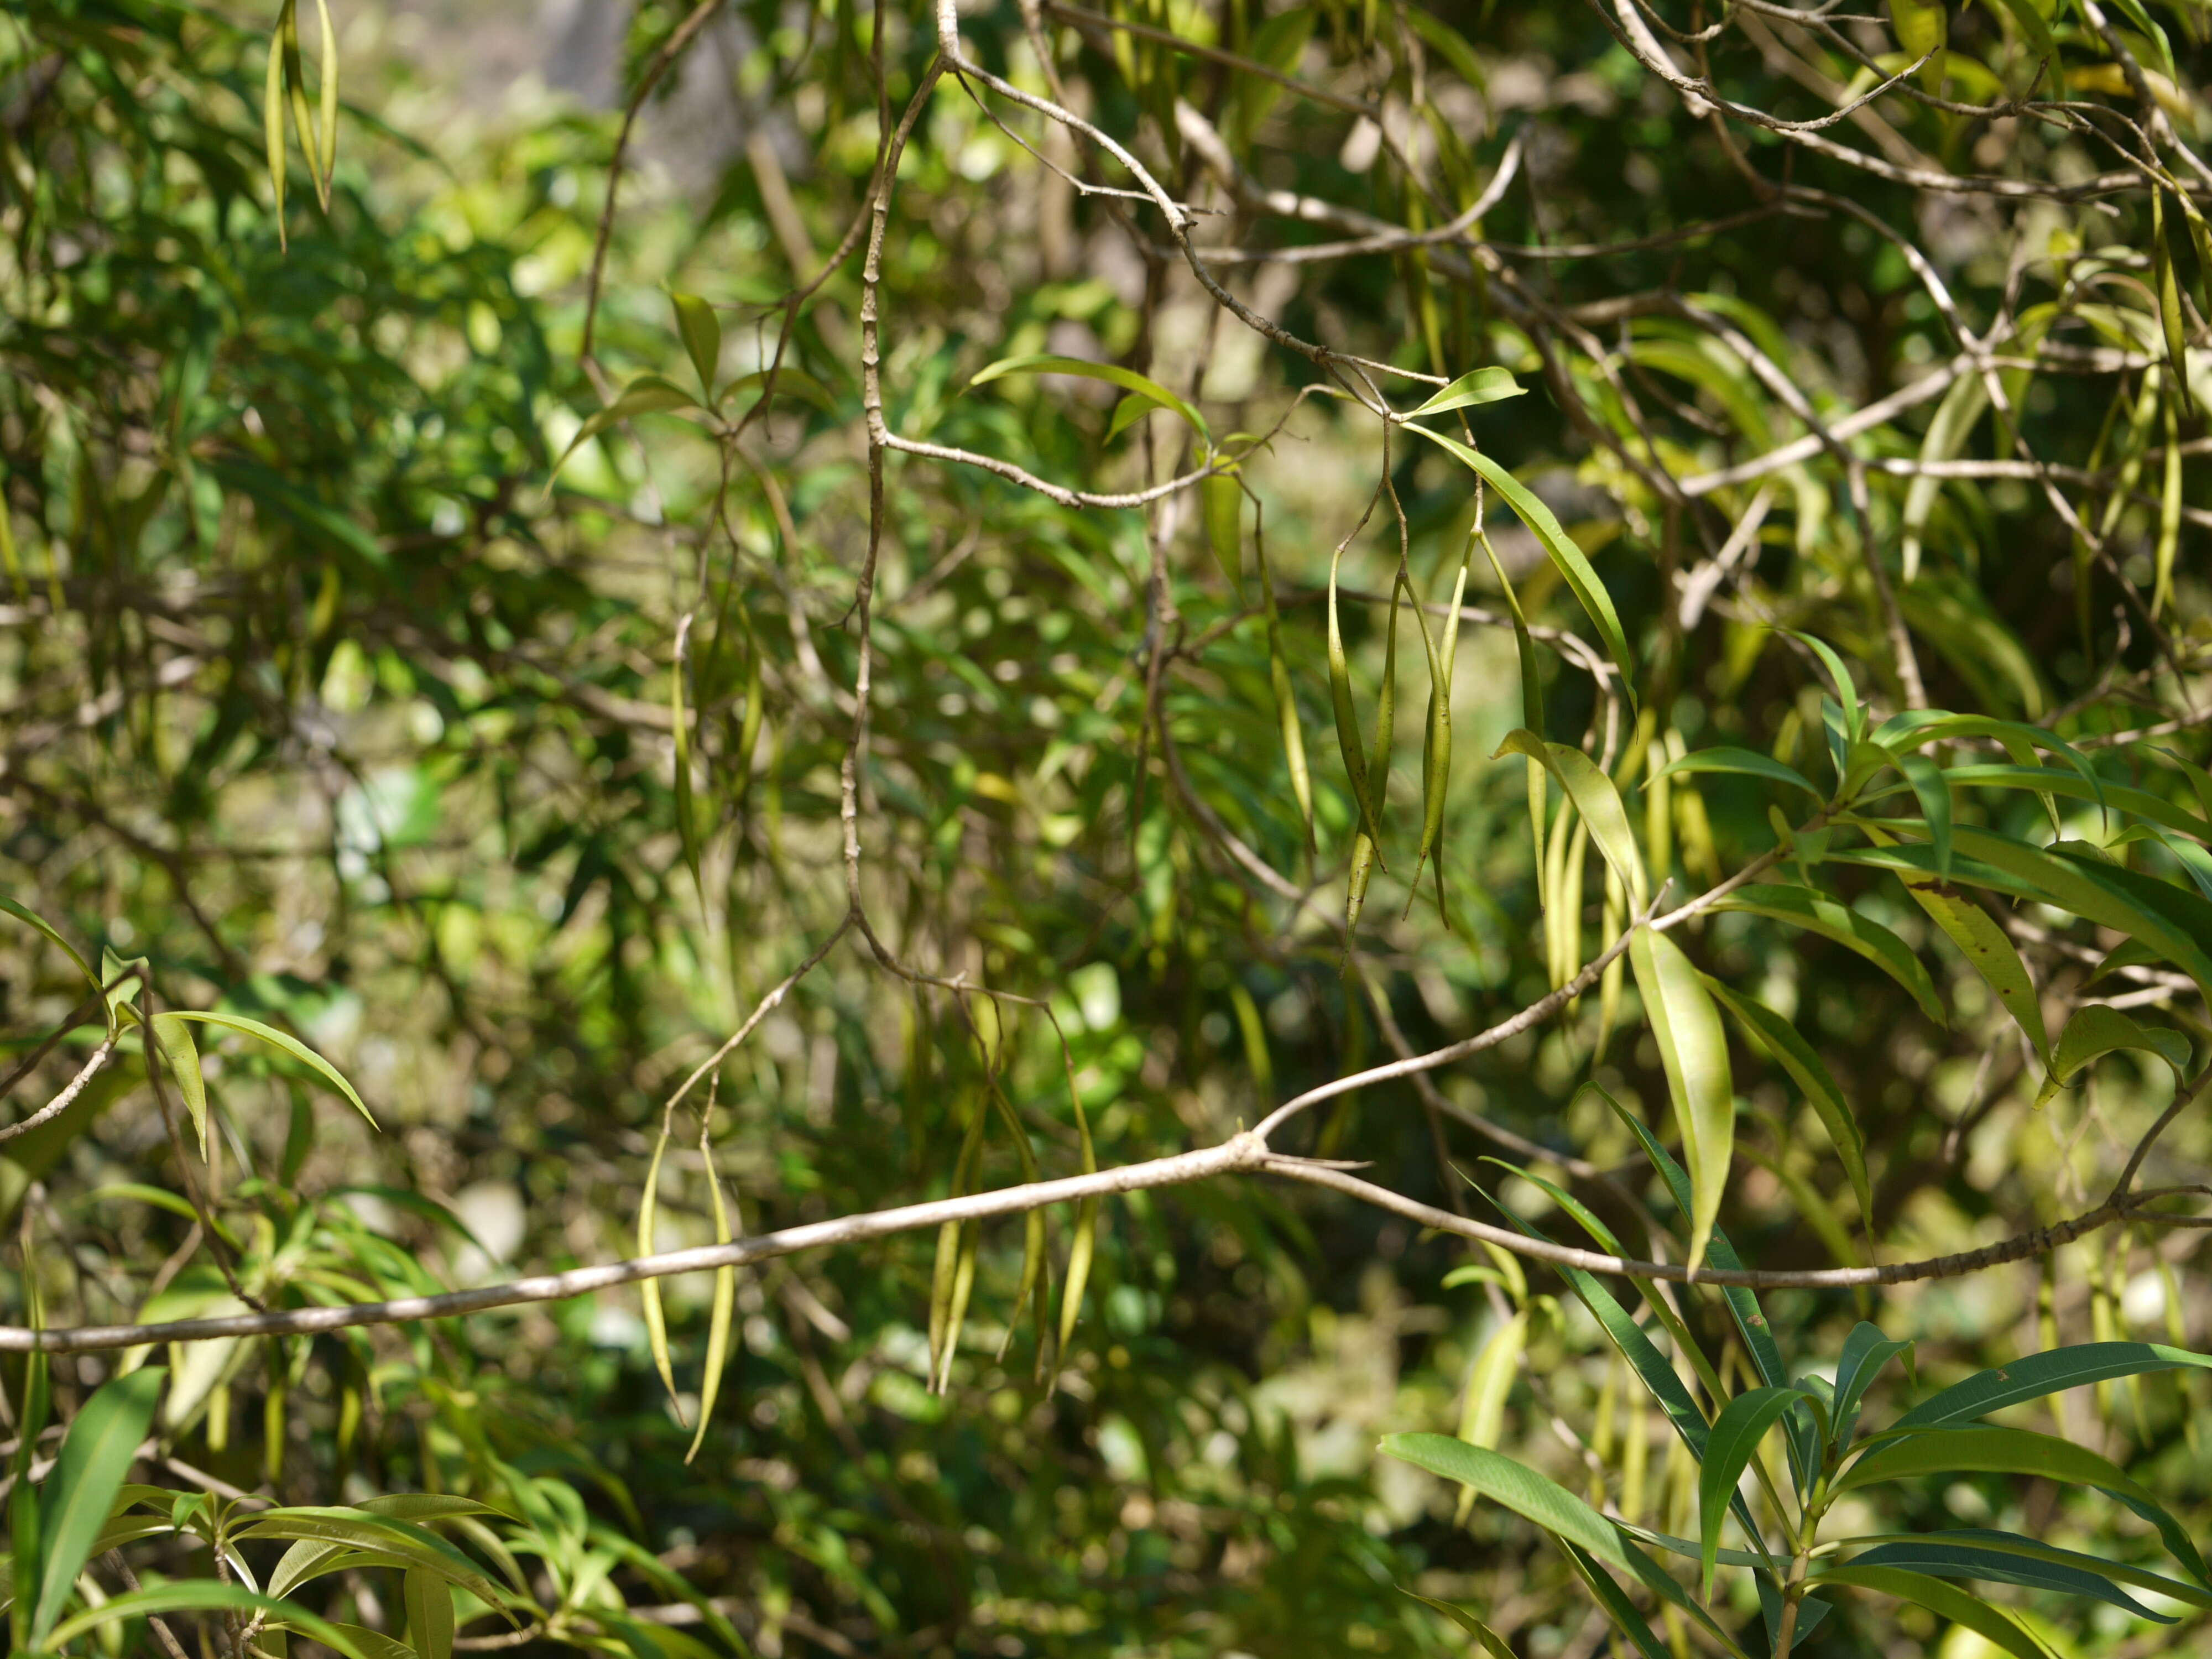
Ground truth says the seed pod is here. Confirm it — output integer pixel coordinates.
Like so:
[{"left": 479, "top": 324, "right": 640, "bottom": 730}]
[
  {"left": 1251, "top": 509, "right": 1316, "bottom": 855},
  {"left": 638, "top": 1114, "right": 685, "bottom": 1424},
  {"left": 2156, "top": 191, "right": 2194, "bottom": 418},
  {"left": 1345, "top": 574, "right": 1401, "bottom": 934},
  {"left": 1327, "top": 543, "right": 1386, "bottom": 857},
  {"left": 1477, "top": 528, "right": 1548, "bottom": 908},
  {"left": 2158, "top": 374, "right": 2183, "bottom": 615},
  {"left": 927, "top": 1094, "right": 990, "bottom": 1391},
  {"left": 686, "top": 1133, "right": 736, "bottom": 1464},
  {"left": 1408, "top": 533, "right": 1473, "bottom": 917}
]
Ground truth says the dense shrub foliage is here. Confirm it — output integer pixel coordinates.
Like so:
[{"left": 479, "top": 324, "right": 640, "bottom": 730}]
[{"left": 8, "top": 0, "right": 2212, "bottom": 1655}]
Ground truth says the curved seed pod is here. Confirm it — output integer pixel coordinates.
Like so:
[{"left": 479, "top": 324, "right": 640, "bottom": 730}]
[
  {"left": 2156, "top": 191, "right": 2193, "bottom": 418},
  {"left": 1058, "top": 1198, "right": 1098, "bottom": 1363},
  {"left": 1408, "top": 534, "right": 1473, "bottom": 915},
  {"left": 264, "top": 1338, "right": 286, "bottom": 1486},
  {"left": 671, "top": 615, "right": 703, "bottom": 900},
  {"left": 938, "top": 1222, "right": 980, "bottom": 1394},
  {"left": 1327, "top": 542, "right": 1385, "bottom": 857},
  {"left": 1345, "top": 572, "right": 1402, "bottom": 935},
  {"left": 927, "top": 1095, "right": 991, "bottom": 1390},
  {"left": 737, "top": 604, "right": 764, "bottom": 807},
  {"left": 987, "top": 1081, "right": 1048, "bottom": 1365},
  {"left": 1597, "top": 868, "right": 1625, "bottom": 1055},
  {"left": 263, "top": 8, "right": 289, "bottom": 246},
  {"left": 1543, "top": 796, "right": 1578, "bottom": 990},
  {"left": 685, "top": 1133, "right": 735, "bottom": 1464},
  {"left": 1251, "top": 509, "right": 1316, "bottom": 855},
  {"left": 638, "top": 1115, "right": 684, "bottom": 1425},
  {"left": 2158, "top": 387, "right": 2182, "bottom": 616},
  {"left": 1475, "top": 528, "right": 1548, "bottom": 895}
]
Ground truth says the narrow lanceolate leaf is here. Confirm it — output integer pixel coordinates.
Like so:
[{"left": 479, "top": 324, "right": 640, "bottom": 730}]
[
  {"left": 550, "top": 376, "right": 701, "bottom": 481},
  {"left": 1784, "top": 629, "right": 1861, "bottom": 743},
  {"left": 1892, "top": 1341, "right": 2212, "bottom": 1430},
  {"left": 1698, "top": 1387, "right": 1807, "bottom": 1597},
  {"left": 686, "top": 1143, "right": 737, "bottom": 1464},
  {"left": 1709, "top": 885, "right": 1945, "bottom": 1025},
  {"left": 968, "top": 354, "right": 1207, "bottom": 444},
  {"left": 404, "top": 1567, "right": 456, "bottom": 1659},
  {"left": 1495, "top": 732, "right": 1647, "bottom": 907},
  {"left": 0, "top": 895, "right": 100, "bottom": 998},
  {"left": 1647, "top": 747, "right": 1821, "bottom": 799},
  {"left": 2034, "top": 1006, "right": 2192, "bottom": 1107},
  {"left": 1404, "top": 425, "right": 1637, "bottom": 696},
  {"left": 1902, "top": 884, "right": 2049, "bottom": 1062},
  {"left": 1458, "top": 1311, "right": 1526, "bottom": 1452},
  {"left": 1831, "top": 1321, "right": 1912, "bottom": 1448},
  {"left": 1841, "top": 1528, "right": 2212, "bottom": 1611},
  {"left": 148, "top": 1013, "right": 209, "bottom": 1159},
  {"left": 1810, "top": 1564, "right": 2048, "bottom": 1659},
  {"left": 1702, "top": 978, "right": 1871, "bottom": 1227},
  {"left": 1407, "top": 367, "right": 1527, "bottom": 418},
  {"left": 45, "top": 1584, "right": 375, "bottom": 1659},
  {"left": 670, "top": 623, "right": 703, "bottom": 901},
  {"left": 264, "top": 7, "right": 290, "bottom": 245},
  {"left": 1841, "top": 1535, "right": 2175, "bottom": 1621},
  {"left": 669, "top": 291, "right": 722, "bottom": 400},
  {"left": 1397, "top": 1590, "right": 1515, "bottom": 1659},
  {"left": 1327, "top": 543, "right": 1383, "bottom": 855},
  {"left": 638, "top": 1120, "right": 683, "bottom": 1425},
  {"left": 1379, "top": 1434, "right": 1626, "bottom": 1567},
  {"left": 30, "top": 1367, "right": 167, "bottom": 1646},
  {"left": 1835, "top": 1425, "right": 2205, "bottom": 1583},
  {"left": 160, "top": 1010, "right": 376, "bottom": 1127},
  {"left": 1892, "top": 752, "right": 1952, "bottom": 880},
  {"left": 1559, "top": 1542, "right": 1673, "bottom": 1659},
  {"left": 1628, "top": 928, "right": 1733, "bottom": 1267}
]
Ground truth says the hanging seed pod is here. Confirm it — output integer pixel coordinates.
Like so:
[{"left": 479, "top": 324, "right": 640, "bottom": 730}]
[
  {"left": 927, "top": 1092, "right": 990, "bottom": 1392},
  {"left": 1345, "top": 573, "right": 1402, "bottom": 936},
  {"left": 1407, "top": 531, "right": 1473, "bottom": 917},
  {"left": 1251, "top": 507, "right": 1316, "bottom": 856},
  {"left": 1327, "top": 542, "right": 1386, "bottom": 857},
  {"left": 2156, "top": 190, "right": 2193, "bottom": 418},
  {"left": 638, "top": 1113, "right": 685, "bottom": 1426}
]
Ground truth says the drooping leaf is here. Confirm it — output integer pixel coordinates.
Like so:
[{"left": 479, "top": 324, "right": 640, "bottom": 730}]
[
  {"left": 1701, "top": 977, "right": 1871, "bottom": 1227},
  {"left": 1891, "top": 1341, "right": 2212, "bottom": 1430},
  {"left": 1902, "top": 883, "right": 2050, "bottom": 1062},
  {"left": 1708, "top": 885, "right": 1945, "bottom": 1024},
  {"left": 1698, "top": 1387, "right": 1808, "bottom": 1596},
  {"left": 1404, "top": 424, "right": 1636, "bottom": 696},
  {"left": 1397, "top": 1590, "right": 1515, "bottom": 1659},
  {"left": 1627, "top": 928, "right": 1733, "bottom": 1267},
  {"left": 969, "top": 354, "right": 1207, "bottom": 444},
  {"left": 2034, "top": 1005, "right": 2192, "bottom": 1107},
  {"left": 1646, "top": 747, "right": 1821, "bottom": 800},
  {"left": 550, "top": 376, "right": 701, "bottom": 481},
  {"left": 1811, "top": 1564, "right": 2048, "bottom": 1659},
  {"left": 30, "top": 1367, "right": 167, "bottom": 1646},
  {"left": 1831, "top": 1322, "right": 1913, "bottom": 1448},
  {"left": 1379, "top": 1433, "right": 1625, "bottom": 1567},
  {"left": 44, "top": 1583, "right": 375, "bottom": 1659},
  {"left": 158, "top": 1010, "right": 377, "bottom": 1128},
  {"left": 1842, "top": 1535, "right": 2173, "bottom": 1621},
  {"left": 1495, "top": 732, "right": 1646, "bottom": 906},
  {"left": 669, "top": 291, "right": 721, "bottom": 400},
  {"left": 404, "top": 1567, "right": 456, "bottom": 1659}
]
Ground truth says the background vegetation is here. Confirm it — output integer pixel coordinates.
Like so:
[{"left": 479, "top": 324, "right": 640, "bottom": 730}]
[{"left": 7, "top": 0, "right": 2212, "bottom": 1654}]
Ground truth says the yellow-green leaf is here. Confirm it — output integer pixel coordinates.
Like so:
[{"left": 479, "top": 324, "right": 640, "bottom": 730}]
[{"left": 1628, "top": 927, "right": 1734, "bottom": 1267}]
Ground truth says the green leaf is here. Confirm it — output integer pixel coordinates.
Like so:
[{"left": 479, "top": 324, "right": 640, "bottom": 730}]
[
  {"left": 1646, "top": 747, "right": 1821, "bottom": 799},
  {"left": 2034, "top": 1005, "right": 2191, "bottom": 1107},
  {"left": 1404, "top": 424, "right": 1636, "bottom": 696},
  {"left": 1457, "top": 1310, "right": 1526, "bottom": 1451},
  {"left": 1903, "top": 883, "right": 2050, "bottom": 1062},
  {"left": 1809, "top": 1565, "right": 2051, "bottom": 1659},
  {"left": 233, "top": 1509, "right": 510, "bottom": 1610},
  {"left": 1558, "top": 1542, "right": 1673, "bottom": 1659},
  {"left": 354, "top": 1495, "right": 513, "bottom": 1524},
  {"left": 1698, "top": 1386, "right": 1808, "bottom": 1596},
  {"left": 1892, "top": 1341, "right": 2212, "bottom": 1430},
  {"left": 1893, "top": 752, "right": 1953, "bottom": 880},
  {"left": 154, "top": 1009, "right": 374, "bottom": 1129},
  {"left": 1379, "top": 1433, "right": 1625, "bottom": 1567},
  {"left": 1700, "top": 977, "right": 1871, "bottom": 1227},
  {"left": 405, "top": 1567, "right": 455, "bottom": 1659},
  {"left": 45, "top": 1583, "right": 378, "bottom": 1659},
  {"left": 969, "top": 354, "right": 1207, "bottom": 444},
  {"left": 1831, "top": 1322, "right": 1912, "bottom": 1447},
  {"left": 0, "top": 895, "right": 99, "bottom": 999},
  {"left": 1941, "top": 765, "right": 2205, "bottom": 844},
  {"left": 1708, "top": 885, "right": 1945, "bottom": 1024},
  {"left": 1843, "top": 1535, "right": 2174, "bottom": 1621},
  {"left": 148, "top": 1013, "right": 208, "bottom": 1160},
  {"left": 1627, "top": 928, "right": 1733, "bottom": 1267},
  {"left": 550, "top": 376, "right": 701, "bottom": 481},
  {"left": 669, "top": 291, "right": 721, "bottom": 400},
  {"left": 1783, "top": 629, "right": 1860, "bottom": 743},
  {"left": 1495, "top": 732, "right": 1646, "bottom": 906},
  {"left": 1397, "top": 1590, "right": 1514, "bottom": 1659},
  {"left": 1835, "top": 1424, "right": 2204, "bottom": 1582},
  {"left": 1841, "top": 1528, "right": 2212, "bottom": 1611},
  {"left": 1206, "top": 473, "right": 1245, "bottom": 593},
  {"left": 1408, "top": 367, "right": 1527, "bottom": 418},
  {"left": 30, "top": 1366, "right": 166, "bottom": 1646}
]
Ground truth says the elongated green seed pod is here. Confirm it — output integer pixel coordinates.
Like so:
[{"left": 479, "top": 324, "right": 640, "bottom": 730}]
[
  {"left": 927, "top": 1094, "right": 990, "bottom": 1390},
  {"left": 1327, "top": 544, "right": 1385, "bottom": 857},
  {"left": 1345, "top": 573, "right": 1403, "bottom": 935},
  {"left": 2156, "top": 191, "right": 2193, "bottom": 417},
  {"left": 1252, "top": 513, "right": 1315, "bottom": 855},
  {"left": 938, "top": 1222, "right": 980, "bottom": 1394},
  {"left": 2158, "top": 383, "right": 2183, "bottom": 616},
  {"left": 638, "top": 1115, "right": 684, "bottom": 1425},
  {"left": 1408, "top": 536, "right": 1472, "bottom": 916},
  {"left": 686, "top": 1136, "right": 736, "bottom": 1464}
]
